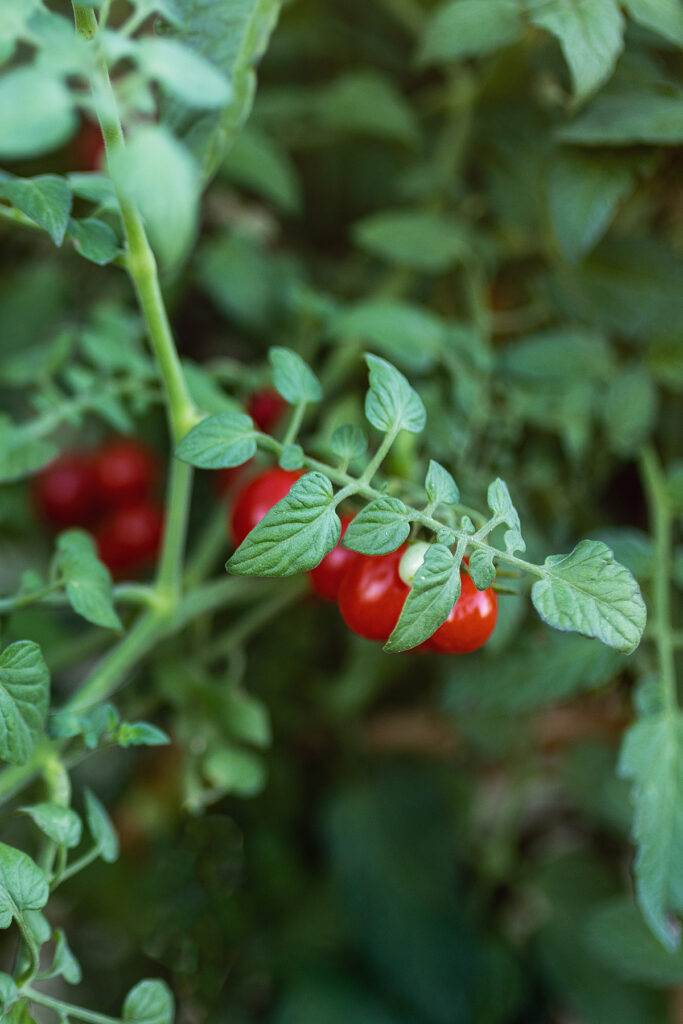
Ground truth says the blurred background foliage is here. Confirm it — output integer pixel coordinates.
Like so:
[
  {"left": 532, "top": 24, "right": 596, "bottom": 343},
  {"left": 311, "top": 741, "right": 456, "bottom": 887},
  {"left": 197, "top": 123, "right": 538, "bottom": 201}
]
[{"left": 1, "top": 0, "right": 682, "bottom": 1021}]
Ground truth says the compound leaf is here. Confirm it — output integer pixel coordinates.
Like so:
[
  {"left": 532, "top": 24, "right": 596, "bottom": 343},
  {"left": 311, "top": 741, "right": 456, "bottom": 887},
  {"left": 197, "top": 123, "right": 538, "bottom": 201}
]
[{"left": 532, "top": 540, "right": 646, "bottom": 653}]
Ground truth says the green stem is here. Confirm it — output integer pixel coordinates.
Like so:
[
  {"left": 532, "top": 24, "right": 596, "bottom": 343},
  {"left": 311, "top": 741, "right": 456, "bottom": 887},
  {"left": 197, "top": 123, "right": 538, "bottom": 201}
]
[
  {"left": 359, "top": 428, "right": 399, "bottom": 486},
  {"left": 156, "top": 458, "right": 194, "bottom": 601},
  {"left": 258, "top": 435, "right": 544, "bottom": 579},
  {"left": 0, "top": 582, "right": 63, "bottom": 614},
  {"left": 71, "top": 2, "right": 198, "bottom": 445},
  {"left": 640, "top": 447, "right": 677, "bottom": 712},
  {"left": 23, "top": 987, "right": 122, "bottom": 1024},
  {"left": 55, "top": 845, "right": 101, "bottom": 886},
  {"left": 64, "top": 610, "right": 162, "bottom": 714},
  {"left": 282, "top": 400, "right": 306, "bottom": 446},
  {"left": 184, "top": 501, "right": 229, "bottom": 587},
  {"left": 202, "top": 579, "right": 307, "bottom": 663}
]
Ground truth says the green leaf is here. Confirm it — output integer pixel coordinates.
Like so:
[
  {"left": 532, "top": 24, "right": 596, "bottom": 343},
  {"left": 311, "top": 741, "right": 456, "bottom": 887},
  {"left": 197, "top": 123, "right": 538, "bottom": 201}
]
[
  {"left": 499, "top": 326, "right": 612, "bottom": 383},
  {"left": 19, "top": 803, "right": 82, "bottom": 849},
  {"left": 487, "top": 478, "right": 525, "bottom": 555},
  {"left": 527, "top": 0, "right": 624, "bottom": 103},
  {"left": 425, "top": 460, "right": 459, "bottom": 508},
  {"left": 343, "top": 498, "right": 412, "bottom": 555},
  {"left": 0, "top": 642, "right": 49, "bottom": 766},
  {"left": 116, "top": 722, "right": 170, "bottom": 747},
  {"left": 167, "top": 0, "right": 283, "bottom": 180},
  {"left": 548, "top": 151, "right": 635, "bottom": 263},
  {"left": 227, "top": 472, "right": 340, "bottom": 576},
  {"left": 0, "top": 972, "right": 19, "bottom": 1012},
  {"left": 279, "top": 444, "right": 304, "bottom": 470},
  {"left": 352, "top": 209, "right": 467, "bottom": 273},
  {"left": 68, "top": 217, "right": 119, "bottom": 265},
  {"left": 48, "top": 928, "right": 82, "bottom": 985},
  {"left": 623, "top": 0, "right": 683, "bottom": 45},
  {"left": 619, "top": 712, "right": 683, "bottom": 950},
  {"left": 0, "top": 843, "right": 49, "bottom": 930},
  {"left": 468, "top": 548, "right": 496, "bottom": 590},
  {"left": 54, "top": 530, "right": 122, "bottom": 631},
  {"left": 559, "top": 87, "right": 683, "bottom": 145},
  {"left": 221, "top": 689, "right": 271, "bottom": 747},
  {"left": 331, "top": 425, "right": 367, "bottom": 462},
  {"left": 417, "top": 0, "right": 524, "bottom": 66},
  {"left": 269, "top": 347, "right": 322, "bottom": 405},
  {"left": 0, "top": 421, "right": 58, "bottom": 483},
  {"left": 137, "top": 37, "right": 231, "bottom": 108},
  {"left": 203, "top": 743, "right": 266, "bottom": 796},
  {"left": 531, "top": 540, "right": 646, "bottom": 653},
  {"left": 109, "top": 124, "right": 200, "bottom": 267},
  {"left": 84, "top": 788, "right": 119, "bottom": 864},
  {"left": 175, "top": 412, "right": 257, "bottom": 469},
  {"left": 2, "top": 175, "right": 72, "bottom": 246},
  {"left": 314, "top": 71, "right": 419, "bottom": 147},
  {"left": 182, "top": 359, "right": 239, "bottom": 414},
  {"left": 386, "top": 545, "right": 460, "bottom": 653},
  {"left": 219, "top": 126, "right": 301, "bottom": 214},
  {"left": 122, "top": 979, "right": 174, "bottom": 1024},
  {"left": 603, "top": 367, "right": 658, "bottom": 455},
  {"left": 0, "top": 68, "right": 76, "bottom": 158},
  {"left": 365, "top": 355, "right": 426, "bottom": 436},
  {"left": 329, "top": 301, "right": 445, "bottom": 373},
  {"left": 587, "top": 899, "right": 683, "bottom": 986}
]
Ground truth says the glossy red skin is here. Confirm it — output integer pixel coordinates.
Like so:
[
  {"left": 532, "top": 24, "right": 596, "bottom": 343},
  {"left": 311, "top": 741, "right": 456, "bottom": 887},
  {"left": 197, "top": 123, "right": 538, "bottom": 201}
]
[
  {"left": 427, "top": 573, "right": 498, "bottom": 653},
  {"left": 230, "top": 468, "right": 302, "bottom": 547},
  {"left": 309, "top": 515, "right": 357, "bottom": 601},
  {"left": 337, "top": 546, "right": 409, "bottom": 643},
  {"left": 92, "top": 439, "right": 159, "bottom": 508},
  {"left": 247, "top": 389, "right": 287, "bottom": 433},
  {"left": 33, "top": 453, "right": 99, "bottom": 529},
  {"left": 95, "top": 501, "right": 164, "bottom": 577}
]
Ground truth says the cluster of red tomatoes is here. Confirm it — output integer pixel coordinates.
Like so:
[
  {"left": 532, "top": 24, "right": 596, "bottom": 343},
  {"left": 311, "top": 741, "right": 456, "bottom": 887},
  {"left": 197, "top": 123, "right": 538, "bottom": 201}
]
[
  {"left": 34, "top": 439, "right": 164, "bottom": 577},
  {"left": 227, "top": 466, "right": 498, "bottom": 655}
]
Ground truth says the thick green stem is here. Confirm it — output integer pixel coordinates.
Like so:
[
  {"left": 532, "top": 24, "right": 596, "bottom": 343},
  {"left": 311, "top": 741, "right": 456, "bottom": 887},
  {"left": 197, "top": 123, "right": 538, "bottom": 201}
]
[
  {"left": 64, "top": 611, "right": 163, "bottom": 714},
  {"left": 640, "top": 447, "right": 677, "bottom": 712},
  {"left": 157, "top": 458, "right": 194, "bottom": 600},
  {"left": 71, "top": 2, "right": 197, "bottom": 446}
]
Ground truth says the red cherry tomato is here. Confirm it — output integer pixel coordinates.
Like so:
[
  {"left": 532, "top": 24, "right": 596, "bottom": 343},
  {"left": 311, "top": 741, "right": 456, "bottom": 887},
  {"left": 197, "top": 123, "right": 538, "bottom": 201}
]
[
  {"left": 247, "top": 389, "right": 287, "bottom": 433},
  {"left": 230, "top": 468, "right": 303, "bottom": 547},
  {"left": 95, "top": 501, "right": 164, "bottom": 577},
  {"left": 73, "top": 120, "right": 105, "bottom": 171},
  {"left": 427, "top": 573, "right": 497, "bottom": 654},
  {"left": 337, "top": 546, "right": 409, "bottom": 643},
  {"left": 309, "top": 515, "right": 357, "bottom": 601},
  {"left": 92, "top": 439, "right": 159, "bottom": 508},
  {"left": 33, "top": 453, "right": 99, "bottom": 529}
]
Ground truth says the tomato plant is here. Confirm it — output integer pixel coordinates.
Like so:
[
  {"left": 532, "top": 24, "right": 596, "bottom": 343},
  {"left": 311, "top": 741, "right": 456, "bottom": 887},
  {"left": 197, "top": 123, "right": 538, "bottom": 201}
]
[{"left": 0, "top": 1, "right": 680, "bottom": 1022}]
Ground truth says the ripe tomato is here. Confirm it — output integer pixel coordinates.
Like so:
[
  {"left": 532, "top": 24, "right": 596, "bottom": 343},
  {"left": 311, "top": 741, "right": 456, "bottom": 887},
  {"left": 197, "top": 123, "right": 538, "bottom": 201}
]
[
  {"left": 92, "top": 438, "right": 159, "bottom": 508},
  {"left": 33, "top": 453, "right": 99, "bottom": 529},
  {"left": 247, "top": 388, "right": 287, "bottom": 433},
  {"left": 427, "top": 572, "right": 497, "bottom": 654},
  {"left": 230, "top": 468, "right": 302, "bottom": 546},
  {"left": 337, "top": 546, "right": 409, "bottom": 642},
  {"left": 73, "top": 120, "right": 105, "bottom": 171},
  {"left": 309, "top": 515, "right": 357, "bottom": 601},
  {"left": 95, "top": 501, "right": 164, "bottom": 577}
]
